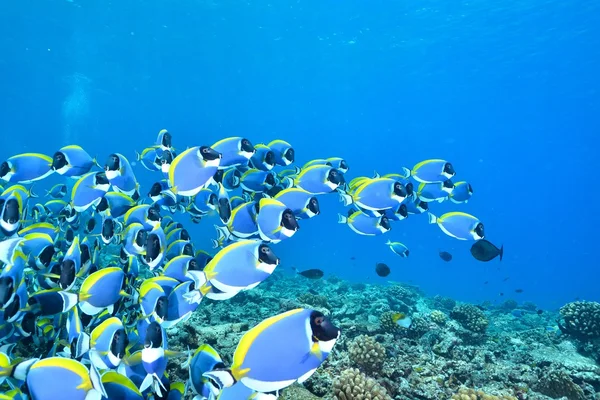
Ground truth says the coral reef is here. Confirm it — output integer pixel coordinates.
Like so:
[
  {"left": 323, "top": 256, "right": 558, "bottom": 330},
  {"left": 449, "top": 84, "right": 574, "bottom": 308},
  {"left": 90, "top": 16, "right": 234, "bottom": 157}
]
[
  {"left": 559, "top": 301, "right": 600, "bottom": 339},
  {"left": 331, "top": 368, "right": 391, "bottom": 400},
  {"left": 450, "top": 304, "right": 489, "bottom": 334},
  {"left": 166, "top": 271, "right": 600, "bottom": 399},
  {"left": 348, "top": 335, "right": 386, "bottom": 373}
]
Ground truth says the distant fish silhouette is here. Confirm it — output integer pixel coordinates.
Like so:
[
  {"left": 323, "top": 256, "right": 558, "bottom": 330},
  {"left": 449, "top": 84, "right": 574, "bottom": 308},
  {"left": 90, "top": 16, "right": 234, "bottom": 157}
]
[
  {"left": 293, "top": 268, "right": 324, "bottom": 279},
  {"left": 438, "top": 251, "right": 452, "bottom": 262},
  {"left": 470, "top": 239, "right": 503, "bottom": 262},
  {"left": 375, "top": 262, "right": 390, "bottom": 277}
]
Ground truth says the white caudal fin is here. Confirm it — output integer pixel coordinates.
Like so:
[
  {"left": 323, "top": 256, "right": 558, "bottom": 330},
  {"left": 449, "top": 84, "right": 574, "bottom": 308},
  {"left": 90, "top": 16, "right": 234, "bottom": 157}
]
[
  {"left": 337, "top": 214, "right": 348, "bottom": 224},
  {"left": 427, "top": 213, "right": 437, "bottom": 224}
]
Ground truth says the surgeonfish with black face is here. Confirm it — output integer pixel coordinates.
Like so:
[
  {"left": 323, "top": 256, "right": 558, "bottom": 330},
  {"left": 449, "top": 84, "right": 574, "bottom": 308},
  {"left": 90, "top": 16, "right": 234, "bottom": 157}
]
[
  {"left": 274, "top": 188, "right": 320, "bottom": 219},
  {"left": 256, "top": 198, "right": 299, "bottom": 243},
  {"left": 416, "top": 180, "right": 454, "bottom": 203},
  {"left": 0, "top": 153, "right": 54, "bottom": 184},
  {"left": 104, "top": 153, "right": 139, "bottom": 197},
  {"left": 249, "top": 144, "right": 276, "bottom": 171},
  {"left": 201, "top": 240, "right": 280, "bottom": 296},
  {"left": 449, "top": 181, "right": 474, "bottom": 203},
  {"left": 212, "top": 137, "right": 255, "bottom": 169},
  {"left": 340, "top": 178, "right": 408, "bottom": 211},
  {"left": 294, "top": 165, "right": 344, "bottom": 195},
  {"left": 78, "top": 267, "right": 128, "bottom": 316},
  {"left": 71, "top": 171, "right": 110, "bottom": 213},
  {"left": 411, "top": 159, "right": 455, "bottom": 183},
  {"left": 267, "top": 139, "right": 295, "bottom": 166},
  {"left": 51, "top": 145, "right": 96, "bottom": 178},
  {"left": 428, "top": 211, "right": 485, "bottom": 240},
  {"left": 168, "top": 146, "right": 221, "bottom": 197},
  {"left": 88, "top": 317, "right": 129, "bottom": 370},
  {"left": 203, "top": 309, "right": 340, "bottom": 394},
  {"left": 240, "top": 169, "right": 276, "bottom": 193},
  {"left": 144, "top": 226, "right": 167, "bottom": 271},
  {"left": 338, "top": 211, "right": 391, "bottom": 236}
]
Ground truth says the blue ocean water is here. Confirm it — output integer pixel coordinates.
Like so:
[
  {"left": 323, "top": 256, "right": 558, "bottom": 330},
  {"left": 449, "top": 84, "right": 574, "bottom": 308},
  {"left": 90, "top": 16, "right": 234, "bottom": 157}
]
[{"left": 1, "top": 0, "right": 597, "bottom": 310}]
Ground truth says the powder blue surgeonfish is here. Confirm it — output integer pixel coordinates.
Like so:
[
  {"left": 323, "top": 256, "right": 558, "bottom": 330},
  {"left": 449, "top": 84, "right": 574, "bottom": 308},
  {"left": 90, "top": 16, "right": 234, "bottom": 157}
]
[
  {"left": 274, "top": 188, "right": 320, "bottom": 219},
  {"left": 215, "top": 201, "right": 260, "bottom": 241},
  {"left": 71, "top": 171, "right": 111, "bottom": 213},
  {"left": 0, "top": 153, "right": 54, "bottom": 184},
  {"left": 340, "top": 178, "right": 408, "bottom": 211},
  {"left": 51, "top": 145, "right": 96, "bottom": 178},
  {"left": 416, "top": 180, "right": 454, "bottom": 203},
  {"left": 294, "top": 165, "right": 344, "bottom": 195},
  {"left": 169, "top": 146, "right": 221, "bottom": 197},
  {"left": 267, "top": 140, "right": 295, "bottom": 166},
  {"left": 212, "top": 137, "right": 255, "bottom": 169},
  {"left": 338, "top": 211, "right": 391, "bottom": 236},
  {"left": 203, "top": 308, "right": 340, "bottom": 394},
  {"left": 256, "top": 198, "right": 299, "bottom": 243},
  {"left": 411, "top": 159, "right": 455, "bottom": 183},
  {"left": 104, "top": 153, "right": 138, "bottom": 197},
  {"left": 240, "top": 170, "right": 276, "bottom": 193},
  {"left": 25, "top": 357, "right": 107, "bottom": 400},
  {"left": 100, "top": 371, "right": 143, "bottom": 400},
  {"left": 449, "top": 181, "right": 473, "bottom": 204},
  {"left": 89, "top": 317, "right": 129, "bottom": 371},
  {"left": 78, "top": 267, "right": 127, "bottom": 316},
  {"left": 249, "top": 144, "right": 276, "bottom": 171},
  {"left": 185, "top": 344, "right": 223, "bottom": 399},
  {"left": 428, "top": 211, "right": 485, "bottom": 241},
  {"left": 201, "top": 240, "right": 280, "bottom": 295}
]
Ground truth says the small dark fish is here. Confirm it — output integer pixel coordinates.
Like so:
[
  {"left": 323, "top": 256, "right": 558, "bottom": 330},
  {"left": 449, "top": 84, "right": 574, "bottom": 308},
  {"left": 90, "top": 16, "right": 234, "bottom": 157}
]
[
  {"left": 499, "top": 292, "right": 504, "bottom": 296},
  {"left": 375, "top": 262, "right": 390, "bottom": 277},
  {"left": 296, "top": 268, "right": 324, "bottom": 279},
  {"left": 515, "top": 289, "right": 524, "bottom": 293},
  {"left": 536, "top": 309, "right": 543, "bottom": 315},
  {"left": 502, "top": 277, "right": 510, "bottom": 282},
  {"left": 484, "top": 281, "right": 489, "bottom": 285},
  {"left": 350, "top": 256, "right": 356, "bottom": 260},
  {"left": 470, "top": 239, "right": 503, "bottom": 262},
  {"left": 438, "top": 251, "right": 452, "bottom": 262}
]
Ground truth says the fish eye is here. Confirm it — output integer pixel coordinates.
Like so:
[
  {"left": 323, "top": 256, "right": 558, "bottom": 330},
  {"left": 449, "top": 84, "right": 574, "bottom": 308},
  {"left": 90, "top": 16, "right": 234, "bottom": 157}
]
[
  {"left": 315, "top": 316, "right": 324, "bottom": 325},
  {"left": 202, "top": 147, "right": 209, "bottom": 153}
]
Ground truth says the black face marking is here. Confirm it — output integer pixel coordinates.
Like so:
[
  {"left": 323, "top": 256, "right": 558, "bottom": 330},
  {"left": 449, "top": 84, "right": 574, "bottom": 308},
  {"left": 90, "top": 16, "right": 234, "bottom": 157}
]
[
  {"left": 393, "top": 182, "right": 407, "bottom": 198},
  {"left": 380, "top": 216, "right": 391, "bottom": 231},
  {"left": 144, "top": 321, "right": 163, "bottom": 348},
  {"left": 182, "top": 243, "right": 194, "bottom": 256},
  {"left": 265, "top": 173, "right": 276, "bottom": 186},
  {"left": 102, "top": 219, "right": 115, "bottom": 239},
  {"left": 240, "top": 138, "right": 255, "bottom": 153},
  {"left": 51, "top": 152, "right": 68, "bottom": 170},
  {"left": 96, "top": 197, "right": 109, "bottom": 213},
  {"left": 59, "top": 259, "right": 76, "bottom": 289},
  {"left": 258, "top": 244, "right": 279, "bottom": 265},
  {"left": 111, "top": 329, "right": 129, "bottom": 358},
  {"left": 281, "top": 209, "right": 299, "bottom": 231},
  {"left": 0, "top": 277, "right": 14, "bottom": 308},
  {"left": 199, "top": 146, "right": 221, "bottom": 161},
  {"left": 147, "top": 206, "right": 161, "bottom": 222},
  {"left": 105, "top": 154, "right": 120, "bottom": 171},
  {"left": 475, "top": 223, "right": 485, "bottom": 238},
  {"left": 208, "top": 193, "right": 218, "bottom": 207},
  {"left": 213, "top": 169, "right": 224, "bottom": 183},
  {"left": 327, "top": 169, "right": 343, "bottom": 185},
  {"left": 162, "top": 132, "right": 172, "bottom": 148},
  {"left": 264, "top": 151, "right": 275, "bottom": 166},
  {"left": 95, "top": 172, "right": 110, "bottom": 185},
  {"left": 3, "top": 199, "right": 19, "bottom": 224},
  {"left": 39, "top": 245, "right": 56, "bottom": 268},
  {"left": 145, "top": 234, "right": 160, "bottom": 263},
  {"left": 405, "top": 182, "right": 414, "bottom": 196},
  {"left": 308, "top": 197, "right": 320, "bottom": 215},
  {"left": 397, "top": 204, "right": 408, "bottom": 218},
  {"left": 310, "top": 311, "right": 340, "bottom": 341},
  {"left": 180, "top": 229, "right": 191, "bottom": 241},
  {"left": 444, "top": 162, "right": 455, "bottom": 176},
  {"left": 339, "top": 160, "right": 348, "bottom": 170},
  {"left": 0, "top": 162, "right": 9, "bottom": 178},
  {"left": 161, "top": 150, "right": 174, "bottom": 165},
  {"left": 284, "top": 148, "right": 295, "bottom": 163},
  {"left": 21, "top": 312, "right": 36, "bottom": 335},
  {"left": 135, "top": 229, "right": 148, "bottom": 247},
  {"left": 467, "top": 183, "right": 473, "bottom": 194},
  {"left": 155, "top": 297, "right": 168, "bottom": 319},
  {"left": 443, "top": 180, "right": 454, "bottom": 189},
  {"left": 149, "top": 182, "right": 163, "bottom": 197}
]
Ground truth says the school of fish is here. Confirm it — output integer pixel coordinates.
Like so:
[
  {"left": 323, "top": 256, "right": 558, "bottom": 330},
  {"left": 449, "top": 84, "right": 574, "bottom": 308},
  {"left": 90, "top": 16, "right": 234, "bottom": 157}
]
[{"left": 0, "top": 129, "right": 487, "bottom": 399}]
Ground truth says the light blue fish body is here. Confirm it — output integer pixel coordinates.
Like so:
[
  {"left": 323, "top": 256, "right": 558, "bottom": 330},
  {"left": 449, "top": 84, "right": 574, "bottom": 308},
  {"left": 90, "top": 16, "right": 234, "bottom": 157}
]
[
  {"left": 136, "top": 146, "right": 163, "bottom": 172},
  {"left": 26, "top": 357, "right": 105, "bottom": 400},
  {"left": 0, "top": 153, "right": 54, "bottom": 183},
  {"left": 162, "top": 255, "right": 195, "bottom": 282},
  {"left": 449, "top": 181, "right": 473, "bottom": 203},
  {"left": 294, "top": 165, "right": 343, "bottom": 195},
  {"left": 222, "top": 168, "right": 242, "bottom": 191},
  {"left": 417, "top": 181, "right": 454, "bottom": 203},
  {"left": 22, "top": 232, "right": 55, "bottom": 270},
  {"left": 240, "top": 169, "right": 275, "bottom": 193},
  {"left": 165, "top": 240, "right": 194, "bottom": 261},
  {"left": 124, "top": 204, "right": 161, "bottom": 231},
  {"left": 411, "top": 159, "right": 455, "bottom": 183},
  {"left": 202, "top": 240, "right": 279, "bottom": 294},
  {"left": 100, "top": 191, "right": 136, "bottom": 218},
  {"left": 169, "top": 146, "right": 221, "bottom": 197},
  {"left": 256, "top": 198, "right": 298, "bottom": 243},
  {"left": 89, "top": 317, "right": 127, "bottom": 370},
  {"left": 275, "top": 188, "right": 319, "bottom": 219},
  {"left": 338, "top": 211, "right": 391, "bottom": 236},
  {"left": 53, "top": 145, "right": 96, "bottom": 178},
  {"left": 267, "top": 139, "right": 294, "bottom": 166},
  {"left": 386, "top": 240, "right": 410, "bottom": 257},
  {"left": 44, "top": 199, "right": 69, "bottom": 216},
  {"left": 428, "top": 211, "right": 484, "bottom": 240},
  {"left": 222, "top": 201, "right": 259, "bottom": 239},
  {"left": 122, "top": 223, "right": 147, "bottom": 257},
  {"left": 79, "top": 267, "right": 126, "bottom": 315},
  {"left": 188, "top": 344, "right": 223, "bottom": 398},
  {"left": 106, "top": 153, "right": 138, "bottom": 196},
  {"left": 71, "top": 172, "right": 110, "bottom": 213},
  {"left": 326, "top": 157, "right": 349, "bottom": 173},
  {"left": 0, "top": 192, "right": 24, "bottom": 236},
  {"left": 404, "top": 198, "right": 428, "bottom": 215},
  {"left": 166, "top": 281, "right": 200, "bottom": 326},
  {"left": 101, "top": 371, "right": 144, "bottom": 400},
  {"left": 191, "top": 188, "right": 217, "bottom": 214},
  {"left": 46, "top": 184, "right": 68, "bottom": 199},
  {"left": 212, "top": 137, "right": 255, "bottom": 169},
  {"left": 249, "top": 144, "right": 276, "bottom": 171},
  {"left": 342, "top": 178, "right": 407, "bottom": 211}
]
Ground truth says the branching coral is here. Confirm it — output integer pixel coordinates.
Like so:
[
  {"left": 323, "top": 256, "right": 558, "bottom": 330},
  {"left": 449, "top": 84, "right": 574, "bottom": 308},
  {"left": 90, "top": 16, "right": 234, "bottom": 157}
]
[
  {"left": 332, "top": 368, "right": 391, "bottom": 400},
  {"left": 450, "top": 304, "right": 489, "bottom": 334},
  {"left": 348, "top": 335, "right": 386, "bottom": 373}
]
